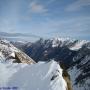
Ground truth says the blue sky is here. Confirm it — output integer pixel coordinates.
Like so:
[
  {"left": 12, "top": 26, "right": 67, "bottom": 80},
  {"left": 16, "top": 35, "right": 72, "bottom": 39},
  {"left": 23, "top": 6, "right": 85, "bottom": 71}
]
[{"left": 0, "top": 0, "right": 90, "bottom": 40}]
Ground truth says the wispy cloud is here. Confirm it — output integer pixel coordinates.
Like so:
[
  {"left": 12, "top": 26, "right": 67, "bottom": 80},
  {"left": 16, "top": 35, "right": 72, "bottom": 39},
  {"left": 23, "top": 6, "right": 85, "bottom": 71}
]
[
  {"left": 29, "top": 1, "right": 48, "bottom": 14},
  {"left": 66, "top": 0, "right": 90, "bottom": 11},
  {"left": 0, "top": 31, "right": 41, "bottom": 38}
]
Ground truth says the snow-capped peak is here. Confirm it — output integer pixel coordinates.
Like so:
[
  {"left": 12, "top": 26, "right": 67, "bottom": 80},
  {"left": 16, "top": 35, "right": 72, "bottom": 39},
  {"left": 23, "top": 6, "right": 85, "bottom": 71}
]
[{"left": 51, "top": 37, "right": 89, "bottom": 50}]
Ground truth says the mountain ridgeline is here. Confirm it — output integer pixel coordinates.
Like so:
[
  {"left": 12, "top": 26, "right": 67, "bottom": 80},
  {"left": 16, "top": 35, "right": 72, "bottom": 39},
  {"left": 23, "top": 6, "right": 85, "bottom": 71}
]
[
  {"left": 0, "top": 38, "right": 72, "bottom": 90},
  {"left": 12, "top": 38, "right": 90, "bottom": 90}
]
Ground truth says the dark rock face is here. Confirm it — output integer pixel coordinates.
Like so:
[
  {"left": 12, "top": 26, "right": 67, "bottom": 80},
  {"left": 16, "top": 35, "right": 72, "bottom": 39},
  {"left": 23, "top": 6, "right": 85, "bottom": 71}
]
[
  {"left": 14, "top": 52, "right": 36, "bottom": 64},
  {"left": 72, "top": 43, "right": 90, "bottom": 85},
  {"left": 16, "top": 39, "right": 77, "bottom": 68}
]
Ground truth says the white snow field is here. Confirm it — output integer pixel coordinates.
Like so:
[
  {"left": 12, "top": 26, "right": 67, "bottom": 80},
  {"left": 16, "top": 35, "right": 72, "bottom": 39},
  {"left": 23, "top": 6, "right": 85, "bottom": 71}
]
[{"left": 0, "top": 60, "right": 67, "bottom": 90}]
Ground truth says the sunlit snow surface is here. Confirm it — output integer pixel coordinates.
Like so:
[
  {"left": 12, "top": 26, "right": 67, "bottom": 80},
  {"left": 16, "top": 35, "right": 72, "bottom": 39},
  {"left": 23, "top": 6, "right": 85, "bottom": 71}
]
[
  {"left": 0, "top": 60, "right": 67, "bottom": 90},
  {"left": 69, "top": 40, "right": 88, "bottom": 51}
]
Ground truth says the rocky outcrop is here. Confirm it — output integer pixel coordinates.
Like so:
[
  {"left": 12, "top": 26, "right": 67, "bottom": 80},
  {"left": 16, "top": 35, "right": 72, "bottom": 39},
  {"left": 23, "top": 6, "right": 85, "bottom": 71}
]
[{"left": 14, "top": 51, "right": 36, "bottom": 64}]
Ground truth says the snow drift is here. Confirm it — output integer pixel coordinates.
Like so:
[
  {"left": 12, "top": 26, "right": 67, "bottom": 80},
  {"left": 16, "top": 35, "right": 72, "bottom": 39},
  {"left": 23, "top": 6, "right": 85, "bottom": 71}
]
[{"left": 0, "top": 60, "right": 67, "bottom": 90}]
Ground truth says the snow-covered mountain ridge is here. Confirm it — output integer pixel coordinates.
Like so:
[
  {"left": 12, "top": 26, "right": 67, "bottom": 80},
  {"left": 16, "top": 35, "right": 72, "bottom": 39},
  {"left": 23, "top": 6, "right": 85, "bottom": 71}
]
[
  {"left": 0, "top": 60, "right": 68, "bottom": 90},
  {"left": 0, "top": 37, "right": 90, "bottom": 90},
  {"left": 14, "top": 37, "right": 90, "bottom": 90},
  {"left": 0, "top": 38, "right": 35, "bottom": 64},
  {"left": 12, "top": 37, "right": 89, "bottom": 51},
  {"left": 49, "top": 37, "right": 89, "bottom": 50},
  {"left": 0, "top": 38, "right": 72, "bottom": 90}
]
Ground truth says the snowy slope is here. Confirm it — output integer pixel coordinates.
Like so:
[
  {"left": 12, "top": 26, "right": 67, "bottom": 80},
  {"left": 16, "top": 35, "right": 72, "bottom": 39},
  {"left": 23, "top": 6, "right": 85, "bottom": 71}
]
[
  {"left": 0, "top": 38, "right": 35, "bottom": 64},
  {"left": 0, "top": 60, "right": 67, "bottom": 90},
  {"left": 68, "top": 66, "right": 90, "bottom": 90},
  {"left": 0, "top": 38, "right": 18, "bottom": 62},
  {"left": 69, "top": 40, "right": 89, "bottom": 51}
]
